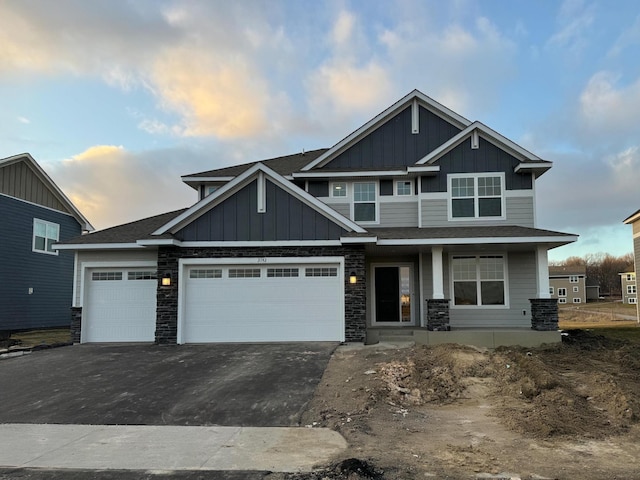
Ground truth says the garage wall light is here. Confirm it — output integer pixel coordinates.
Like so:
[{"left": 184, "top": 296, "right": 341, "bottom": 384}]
[
  {"left": 349, "top": 272, "right": 357, "bottom": 284},
  {"left": 161, "top": 275, "right": 171, "bottom": 286}
]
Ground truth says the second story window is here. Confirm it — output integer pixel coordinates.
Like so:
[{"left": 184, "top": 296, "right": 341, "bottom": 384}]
[
  {"left": 396, "top": 180, "right": 412, "bottom": 196},
  {"left": 569, "top": 275, "right": 579, "bottom": 283},
  {"left": 331, "top": 182, "right": 347, "bottom": 197},
  {"left": 449, "top": 174, "right": 504, "bottom": 219},
  {"left": 353, "top": 182, "right": 376, "bottom": 222},
  {"left": 33, "top": 219, "right": 59, "bottom": 255}
]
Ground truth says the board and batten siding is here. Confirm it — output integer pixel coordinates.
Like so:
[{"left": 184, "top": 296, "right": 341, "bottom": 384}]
[
  {"left": 443, "top": 251, "right": 537, "bottom": 328},
  {"left": 178, "top": 179, "right": 346, "bottom": 241},
  {"left": 74, "top": 249, "right": 158, "bottom": 306},
  {"left": 420, "top": 195, "right": 535, "bottom": 227},
  {"left": 0, "top": 194, "right": 80, "bottom": 330},
  {"left": 322, "top": 105, "right": 462, "bottom": 170},
  {"left": 0, "top": 161, "right": 71, "bottom": 214}
]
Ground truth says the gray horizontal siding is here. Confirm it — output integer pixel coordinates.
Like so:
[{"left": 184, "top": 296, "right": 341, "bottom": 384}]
[
  {"left": 328, "top": 203, "right": 350, "bottom": 218},
  {"left": 379, "top": 201, "right": 418, "bottom": 227},
  {"left": 420, "top": 196, "right": 534, "bottom": 227},
  {"left": 0, "top": 195, "right": 81, "bottom": 330},
  {"left": 323, "top": 105, "right": 462, "bottom": 170},
  {"left": 448, "top": 251, "right": 537, "bottom": 328},
  {"left": 178, "top": 179, "right": 346, "bottom": 241},
  {"left": 0, "top": 161, "right": 71, "bottom": 214}
]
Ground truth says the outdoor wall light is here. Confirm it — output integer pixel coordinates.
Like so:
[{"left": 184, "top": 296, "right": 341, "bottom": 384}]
[
  {"left": 349, "top": 272, "right": 357, "bottom": 284},
  {"left": 161, "top": 275, "right": 171, "bottom": 286}
]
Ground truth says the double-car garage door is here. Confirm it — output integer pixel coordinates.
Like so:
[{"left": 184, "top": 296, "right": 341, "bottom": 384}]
[{"left": 83, "top": 260, "right": 344, "bottom": 343}]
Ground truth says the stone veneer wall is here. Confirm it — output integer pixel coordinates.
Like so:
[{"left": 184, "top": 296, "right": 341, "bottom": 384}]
[
  {"left": 426, "top": 299, "right": 451, "bottom": 331},
  {"left": 71, "top": 306, "right": 82, "bottom": 343},
  {"left": 156, "top": 245, "right": 366, "bottom": 344},
  {"left": 530, "top": 298, "right": 559, "bottom": 331}
]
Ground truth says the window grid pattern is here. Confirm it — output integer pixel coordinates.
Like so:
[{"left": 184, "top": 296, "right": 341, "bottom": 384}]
[
  {"left": 128, "top": 271, "right": 157, "bottom": 280},
  {"left": 305, "top": 267, "right": 338, "bottom": 277},
  {"left": 229, "top": 268, "right": 261, "bottom": 278},
  {"left": 450, "top": 175, "right": 503, "bottom": 218},
  {"left": 396, "top": 181, "right": 412, "bottom": 196},
  {"left": 569, "top": 276, "right": 579, "bottom": 283},
  {"left": 267, "top": 268, "right": 299, "bottom": 278},
  {"left": 628, "top": 285, "right": 637, "bottom": 294},
  {"left": 353, "top": 182, "right": 376, "bottom": 222},
  {"left": 92, "top": 272, "right": 123, "bottom": 281},
  {"left": 190, "top": 269, "right": 222, "bottom": 279},
  {"left": 573, "top": 286, "right": 579, "bottom": 293},
  {"left": 452, "top": 255, "right": 505, "bottom": 306},
  {"left": 558, "top": 288, "right": 567, "bottom": 297},
  {"left": 33, "top": 219, "right": 59, "bottom": 253},
  {"left": 573, "top": 298, "right": 582, "bottom": 303},
  {"left": 558, "top": 298, "right": 567, "bottom": 304}
]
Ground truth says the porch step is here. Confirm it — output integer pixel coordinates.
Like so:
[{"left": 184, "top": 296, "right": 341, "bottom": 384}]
[{"left": 375, "top": 329, "right": 415, "bottom": 344}]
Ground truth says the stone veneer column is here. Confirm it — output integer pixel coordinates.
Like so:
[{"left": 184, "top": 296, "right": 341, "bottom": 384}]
[
  {"left": 156, "top": 247, "right": 179, "bottom": 344},
  {"left": 426, "top": 299, "right": 450, "bottom": 331},
  {"left": 530, "top": 298, "right": 559, "bottom": 331},
  {"left": 70, "top": 307, "right": 82, "bottom": 343}
]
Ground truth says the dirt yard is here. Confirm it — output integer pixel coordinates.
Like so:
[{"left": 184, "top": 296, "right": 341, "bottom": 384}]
[{"left": 285, "top": 326, "right": 640, "bottom": 480}]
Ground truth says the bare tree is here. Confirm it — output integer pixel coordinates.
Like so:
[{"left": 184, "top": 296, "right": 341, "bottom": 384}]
[{"left": 554, "top": 252, "right": 633, "bottom": 298}]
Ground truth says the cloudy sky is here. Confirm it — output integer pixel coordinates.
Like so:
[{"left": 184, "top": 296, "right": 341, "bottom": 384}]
[{"left": 1, "top": 0, "right": 639, "bottom": 261}]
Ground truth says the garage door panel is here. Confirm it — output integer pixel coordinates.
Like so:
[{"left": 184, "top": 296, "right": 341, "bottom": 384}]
[
  {"left": 84, "top": 270, "right": 156, "bottom": 343},
  {"left": 182, "top": 262, "right": 343, "bottom": 343}
]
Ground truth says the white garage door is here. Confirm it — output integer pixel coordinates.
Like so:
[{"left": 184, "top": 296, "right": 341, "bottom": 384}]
[
  {"left": 83, "top": 269, "right": 157, "bottom": 342},
  {"left": 182, "top": 261, "right": 344, "bottom": 343}
]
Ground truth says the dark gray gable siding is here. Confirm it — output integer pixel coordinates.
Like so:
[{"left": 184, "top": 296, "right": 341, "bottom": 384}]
[
  {"left": 421, "top": 137, "right": 534, "bottom": 192},
  {"left": 320, "top": 105, "right": 462, "bottom": 170},
  {"left": 0, "top": 161, "right": 72, "bottom": 214},
  {"left": 177, "top": 179, "right": 347, "bottom": 241},
  {"left": 0, "top": 195, "right": 81, "bottom": 330}
]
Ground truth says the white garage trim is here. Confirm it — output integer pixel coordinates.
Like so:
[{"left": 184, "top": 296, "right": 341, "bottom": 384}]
[{"left": 177, "top": 257, "right": 345, "bottom": 344}]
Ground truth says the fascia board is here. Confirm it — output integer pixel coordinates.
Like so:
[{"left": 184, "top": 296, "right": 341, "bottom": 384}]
[
  {"left": 1, "top": 153, "right": 95, "bottom": 231},
  {"left": 292, "top": 170, "right": 408, "bottom": 178},
  {"left": 181, "top": 176, "right": 235, "bottom": 182},
  {"left": 376, "top": 235, "right": 578, "bottom": 246},
  {"left": 300, "top": 90, "right": 472, "bottom": 172},
  {"left": 53, "top": 243, "right": 145, "bottom": 250},
  {"left": 623, "top": 209, "right": 640, "bottom": 224},
  {"left": 340, "top": 236, "right": 378, "bottom": 244},
  {"left": 406, "top": 165, "right": 440, "bottom": 173}
]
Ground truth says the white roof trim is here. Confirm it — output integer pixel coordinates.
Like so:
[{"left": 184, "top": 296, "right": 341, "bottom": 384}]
[
  {"left": 300, "top": 90, "right": 471, "bottom": 172},
  {"left": 376, "top": 235, "right": 578, "bottom": 246},
  {"left": 181, "top": 176, "right": 235, "bottom": 182},
  {"left": 0, "top": 153, "right": 94, "bottom": 231},
  {"left": 416, "top": 122, "right": 543, "bottom": 165},
  {"left": 406, "top": 165, "right": 440, "bottom": 173},
  {"left": 154, "top": 162, "right": 367, "bottom": 235},
  {"left": 623, "top": 210, "right": 640, "bottom": 224},
  {"left": 340, "top": 236, "right": 378, "bottom": 244},
  {"left": 54, "top": 243, "right": 145, "bottom": 250},
  {"left": 292, "top": 170, "right": 408, "bottom": 179}
]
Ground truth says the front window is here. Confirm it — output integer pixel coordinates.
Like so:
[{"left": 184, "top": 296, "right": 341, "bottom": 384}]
[
  {"left": 353, "top": 182, "right": 376, "bottom": 222},
  {"left": 451, "top": 255, "right": 506, "bottom": 306},
  {"left": 396, "top": 180, "right": 412, "bottom": 196},
  {"left": 558, "top": 288, "right": 567, "bottom": 297},
  {"left": 331, "top": 182, "right": 347, "bottom": 197},
  {"left": 628, "top": 285, "right": 637, "bottom": 295},
  {"left": 33, "top": 219, "right": 59, "bottom": 255},
  {"left": 450, "top": 174, "right": 503, "bottom": 219}
]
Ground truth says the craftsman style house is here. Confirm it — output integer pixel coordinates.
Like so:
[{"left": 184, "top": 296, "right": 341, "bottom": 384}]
[
  {"left": 57, "top": 90, "right": 576, "bottom": 347},
  {"left": 1, "top": 153, "right": 93, "bottom": 333},
  {"left": 549, "top": 266, "right": 587, "bottom": 304}
]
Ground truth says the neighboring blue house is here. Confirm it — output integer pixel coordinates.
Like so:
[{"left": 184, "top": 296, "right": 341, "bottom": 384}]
[{"left": 0, "top": 153, "right": 93, "bottom": 332}]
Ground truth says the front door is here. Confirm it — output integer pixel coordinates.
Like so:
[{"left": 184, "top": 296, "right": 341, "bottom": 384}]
[{"left": 373, "top": 265, "right": 413, "bottom": 325}]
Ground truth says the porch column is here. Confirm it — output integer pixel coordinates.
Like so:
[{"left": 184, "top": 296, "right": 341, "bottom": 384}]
[
  {"left": 431, "top": 246, "right": 445, "bottom": 299},
  {"left": 536, "top": 245, "right": 551, "bottom": 299}
]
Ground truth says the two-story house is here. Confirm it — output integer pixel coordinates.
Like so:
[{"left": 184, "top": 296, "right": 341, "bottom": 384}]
[
  {"left": 1, "top": 153, "right": 93, "bottom": 334},
  {"left": 619, "top": 272, "right": 637, "bottom": 304},
  {"left": 549, "top": 266, "right": 587, "bottom": 305},
  {"left": 56, "top": 90, "right": 577, "bottom": 347}
]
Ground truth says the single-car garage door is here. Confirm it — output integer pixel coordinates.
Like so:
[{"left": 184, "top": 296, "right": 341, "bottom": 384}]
[
  {"left": 83, "top": 268, "right": 157, "bottom": 342},
  {"left": 181, "top": 261, "right": 344, "bottom": 343}
]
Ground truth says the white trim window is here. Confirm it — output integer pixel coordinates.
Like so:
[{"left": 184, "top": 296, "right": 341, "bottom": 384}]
[
  {"left": 449, "top": 173, "right": 505, "bottom": 219},
  {"left": 627, "top": 285, "right": 637, "bottom": 295},
  {"left": 451, "top": 255, "right": 507, "bottom": 307},
  {"left": 573, "top": 286, "right": 579, "bottom": 293},
  {"left": 396, "top": 180, "right": 413, "bottom": 196},
  {"left": 331, "top": 182, "right": 347, "bottom": 198},
  {"left": 558, "top": 287, "right": 567, "bottom": 297},
  {"left": 33, "top": 218, "right": 59, "bottom": 255},
  {"left": 629, "top": 297, "right": 637, "bottom": 304},
  {"left": 549, "top": 286, "right": 554, "bottom": 295},
  {"left": 569, "top": 275, "right": 579, "bottom": 283},
  {"left": 353, "top": 182, "right": 377, "bottom": 222},
  {"left": 627, "top": 274, "right": 635, "bottom": 282},
  {"left": 573, "top": 298, "right": 582, "bottom": 303},
  {"left": 558, "top": 298, "right": 567, "bottom": 304}
]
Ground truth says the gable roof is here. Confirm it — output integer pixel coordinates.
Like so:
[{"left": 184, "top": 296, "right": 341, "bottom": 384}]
[
  {"left": 300, "top": 89, "right": 472, "bottom": 172},
  {"left": 155, "top": 162, "right": 366, "bottom": 236},
  {"left": 181, "top": 149, "right": 327, "bottom": 189},
  {"left": 623, "top": 208, "right": 640, "bottom": 224},
  {"left": 0, "top": 153, "right": 94, "bottom": 231},
  {"left": 415, "top": 121, "right": 551, "bottom": 177}
]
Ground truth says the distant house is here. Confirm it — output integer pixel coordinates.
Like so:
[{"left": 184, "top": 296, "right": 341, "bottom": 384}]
[
  {"left": 0, "top": 153, "right": 93, "bottom": 332},
  {"left": 619, "top": 272, "right": 636, "bottom": 304},
  {"left": 585, "top": 277, "right": 601, "bottom": 302},
  {"left": 623, "top": 210, "right": 640, "bottom": 322},
  {"left": 549, "top": 266, "right": 586, "bottom": 304}
]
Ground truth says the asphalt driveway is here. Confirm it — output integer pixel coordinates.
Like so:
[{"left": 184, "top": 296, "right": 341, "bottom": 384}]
[{"left": 0, "top": 343, "right": 337, "bottom": 426}]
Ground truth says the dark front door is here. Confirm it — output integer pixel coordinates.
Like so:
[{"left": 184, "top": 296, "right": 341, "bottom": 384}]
[{"left": 375, "top": 267, "right": 400, "bottom": 322}]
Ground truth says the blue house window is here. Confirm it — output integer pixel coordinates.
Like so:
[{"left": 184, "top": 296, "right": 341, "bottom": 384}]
[{"left": 33, "top": 219, "right": 59, "bottom": 255}]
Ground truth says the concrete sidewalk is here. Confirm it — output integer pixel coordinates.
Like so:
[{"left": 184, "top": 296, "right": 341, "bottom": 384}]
[{"left": 0, "top": 424, "right": 347, "bottom": 473}]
